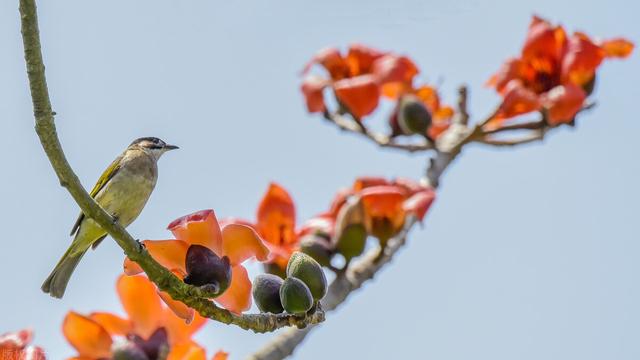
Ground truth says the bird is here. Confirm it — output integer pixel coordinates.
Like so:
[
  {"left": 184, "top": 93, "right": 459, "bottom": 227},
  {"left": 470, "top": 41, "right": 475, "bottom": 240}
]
[{"left": 42, "top": 137, "right": 178, "bottom": 298}]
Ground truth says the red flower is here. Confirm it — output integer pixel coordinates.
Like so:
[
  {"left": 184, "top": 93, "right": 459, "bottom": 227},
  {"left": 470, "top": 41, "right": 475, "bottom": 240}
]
[
  {"left": 0, "top": 329, "right": 45, "bottom": 360},
  {"left": 301, "top": 44, "right": 420, "bottom": 119},
  {"left": 62, "top": 275, "right": 227, "bottom": 360},
  {"left": 487, "top": 15, "right": 633, "bottom": 126},
  {"left": 124, "top": 210, "right": 269, "bottom": 314},
  {"left": 329, "top": 177, "right": 436, "bottom": 242}
]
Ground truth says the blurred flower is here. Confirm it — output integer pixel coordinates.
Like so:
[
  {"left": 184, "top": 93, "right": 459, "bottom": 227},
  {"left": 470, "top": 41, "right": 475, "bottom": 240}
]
[
  {"left": 222, "top": 183, "right": 303, "bottom": 274},
  {"left": 124, "top": 210, "right": 270, "bottom": 314},
  {"left": 301, "top": 44, "right": 419, "bottom": 119},
  {"left": 62, "top": 275, "right": 227, "bottom": 360},
  {"left": 0, "top": 329, "right": 45, "bottom": 360},
  {"left": 487, "top": 15, "right": 633, "bottom": 126},
  {"left": 329, "top": 177, "right": 436, "bottom": 245}
]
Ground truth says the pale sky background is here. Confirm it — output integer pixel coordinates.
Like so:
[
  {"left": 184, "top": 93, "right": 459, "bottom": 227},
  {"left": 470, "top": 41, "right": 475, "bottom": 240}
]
[{"left": 1, "top": 0, "right": 639, "bottom": 359}]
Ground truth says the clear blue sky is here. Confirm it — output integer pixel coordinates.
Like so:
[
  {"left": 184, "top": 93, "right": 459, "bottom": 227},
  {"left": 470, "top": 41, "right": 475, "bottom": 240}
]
[{"left": 1, "top": 0, "right": 639, "bottom": 359}]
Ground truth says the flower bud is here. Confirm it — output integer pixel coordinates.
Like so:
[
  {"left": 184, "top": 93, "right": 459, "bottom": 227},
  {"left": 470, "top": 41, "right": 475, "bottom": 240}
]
[
  {"left": 130, "top": 328, "right": 169, "bottom": 360},
  {"left": 253, "top": 274, "right": 285, "bottom": 314},
  {"left": 279, "top": 277, "right": 313, "bottom": 315},
  {"left": 286, "top": 252, "right": 327, "bottom": 301},
  {"left": 333, "top": 197, "right": 367, "bottom": 261},
  {"left": 397, "top": 94, "right": 431, "bottom": 136},
  {"left": 335, "top": 223, "right": 367, "bottom": 262},
  {"left": 184, "top": 244, "right": 232, "bottom": 296},
  {"left": 299, "top": 234, "right": 333, "bottom": 267}
]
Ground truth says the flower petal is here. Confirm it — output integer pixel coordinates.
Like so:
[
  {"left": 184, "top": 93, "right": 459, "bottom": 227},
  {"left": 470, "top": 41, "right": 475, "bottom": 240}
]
[
  {"left": 360, "top": 186, "right": 407, "bottom": 219},
  {"left": 346, "top": 44, "right": 387, "bottom": 76},
  {"left": 116, "top": 275, "right": 163, "bottom": 339},
  {"left": 257, "top": 182, "right": 296, "bottom": 247},
  {"left": 166, "top": 341, "right": 207, "bottom": 360},
  {"left": 372, "top": 54, "right": 419, "bottom": 85},
  {"left": 163, "top": 309, "right": 207, "bottom": 346},
  {"left": 486, "top": 58, "right": 524, "bottom": 92},
  {"left": 303, "top": 47, "right": 350, "bottom": 80},
  {"left": 221, "top": 224, "right": 270, "bottom": 265},
  {"left": 158, "top": 290, "right": 194, "bottom": 325},
  {"left": 600, "top": 38, "right": 634, "bottom": 58},
  {"left": 301, "top": 75, "right": 327, "bottom": 113},
  {"left": 168, "top": 210, "right": 223, "bottom": 254},
  {"left": 215, "top": 265, "right": 252, "bottom": 314},
  {"left": 333, "top": 75, "right": 380, "bottom": 119},
  {"left": 62, "top": 312, "right": 112, "bottom": 359},
  {"left": 22, "top": 346, "right": 46, "bottom": 360},
  {"left": 403, "top": 189, "right": 436, "bottom": 221},
  {"left": 297, "top": 214, "right": 335, "bottom": 238},
  {"left": 123, "top": 257, "right": 144, "bottom": 276},
  {"left": 492, "top": 80, "right": 541, "bottom": 123},
  {"left": 125, "top": 240, "right": 190, "bottom": 276},
  {"left": 212, "top": 350, "right": 229, "bottom": 360},
  {"left": 0, "top": 329, "right": 32, "bottom": 349},
  {"left": 561, "top": 32, "right": 605, "bottom": 86},
  {"left": 353, "top": 177, "right": 390, "bottom": 192},
  {"left": 541, "top": 84, "right": 586, "bottom": 125},
  {"left": 522, "top": 15, "right": 566, "bottom": 62},
  {"left": 89, "top": 312, "right": 132, "bottom": 337}
]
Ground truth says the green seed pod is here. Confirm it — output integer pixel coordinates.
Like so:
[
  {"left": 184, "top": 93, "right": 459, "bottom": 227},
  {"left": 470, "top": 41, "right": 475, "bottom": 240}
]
[
  {"left": 286, "top": 251, "right": 327, "bottom": 301},
  {"left": 279, "top": 277, "right": 314, "bottom": 315},
  {"left": 335, "top": 223, "right": 367, "bottom": 261},
  {"left": 299, "top": 234, "right": 333, "bottom": 267},
  {"left": 252, "top": 274, "right": 285, "bottom": 314}
]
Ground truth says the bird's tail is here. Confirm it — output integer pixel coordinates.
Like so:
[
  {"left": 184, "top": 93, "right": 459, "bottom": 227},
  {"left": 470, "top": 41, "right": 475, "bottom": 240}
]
[{"left": 41, "top": 245, "right": 88, "bottom": 299}]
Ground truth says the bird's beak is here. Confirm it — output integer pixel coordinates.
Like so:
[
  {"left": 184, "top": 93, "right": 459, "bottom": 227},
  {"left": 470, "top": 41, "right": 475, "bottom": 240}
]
[{"left": 164, "top": 144, "right": 179, "bottom": 151}]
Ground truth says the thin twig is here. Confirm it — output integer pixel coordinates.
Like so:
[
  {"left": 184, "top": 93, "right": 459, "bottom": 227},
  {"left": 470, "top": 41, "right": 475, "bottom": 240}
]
[
  {"left": 323, "top": 111, "right": 434, "bottom": 153},
  {"left": 19, "top": 0, "right": 323, "bottom": 333},
  {"left": 453, "top": 85, "right": 470, "bottom": 126}
]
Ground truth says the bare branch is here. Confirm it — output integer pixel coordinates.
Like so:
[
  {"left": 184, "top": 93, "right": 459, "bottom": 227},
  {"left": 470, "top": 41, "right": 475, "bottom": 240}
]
[{"left": 19, "top": 0, "right": 323, "bottom": 333}]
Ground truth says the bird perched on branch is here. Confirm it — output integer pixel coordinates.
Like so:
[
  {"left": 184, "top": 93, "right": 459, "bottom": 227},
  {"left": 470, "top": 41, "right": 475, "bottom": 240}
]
[{"left": 42, "top": 137, "right": 178, "bottom": 298}]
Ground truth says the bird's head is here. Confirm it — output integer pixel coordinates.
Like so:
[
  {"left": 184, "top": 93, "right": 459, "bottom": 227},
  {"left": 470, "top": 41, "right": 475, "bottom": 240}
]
[{"left": 129, "top": 137, "right": 179, "bottom": 160}]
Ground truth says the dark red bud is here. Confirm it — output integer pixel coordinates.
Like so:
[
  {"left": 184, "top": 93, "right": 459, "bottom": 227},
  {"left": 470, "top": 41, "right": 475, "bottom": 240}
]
[{"left": 184, "top": 244, "right": 232, "bottom": 295}]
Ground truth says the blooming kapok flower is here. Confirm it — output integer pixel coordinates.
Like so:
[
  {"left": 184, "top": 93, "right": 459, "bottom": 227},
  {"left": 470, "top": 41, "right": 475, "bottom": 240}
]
[
  {"left": 0, "top": 329, "right": 46, "bottom": 360},
  {"left": 62, "top": 275, "right": 227, "bottom": 360},
  {"left": 301, "top": 44, "right": 419, "bottom": 119},
  {"left": 124, "top": 210, "right": 270, "bottom": 314},
  {"left": 222, "top": 183, "right": 300, "bottom": 272},
  {"left": 487, "top": 15, "right": 633, "bottom": 126},
  {"left": 329, "top": 177, "right": 436, "bottom": 244}
]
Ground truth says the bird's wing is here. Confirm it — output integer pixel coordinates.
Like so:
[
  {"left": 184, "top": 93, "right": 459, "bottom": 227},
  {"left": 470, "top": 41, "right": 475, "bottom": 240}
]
[{"left": 69, "top": 155, "right": 123, "bottom": 236}]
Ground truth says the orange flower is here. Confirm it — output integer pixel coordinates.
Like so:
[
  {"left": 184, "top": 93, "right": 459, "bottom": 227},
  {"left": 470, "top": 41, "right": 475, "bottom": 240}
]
[
  {"left": 124, "top": 210, "right": 269, "bottom": 314},
  {"left": 62, "top": 275, "right": 227, "bottom": 360},
  {"left": 487, "top": 15, "right": 633, "bottom": 126},
  {"left": 0, "top": 329, "right": 45, "bottom": 360},
  {"left": 330, "top": 177, "right": 436, "bottom": 243},
  {"left": 254, "top": 183, "right": 299, "bottom": 270},
  {"left": 301, "top": 44, "right": 420, "bottom": 119},
  {"left": 223, "top": 183, "right": 317, "bottom": 272}
]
